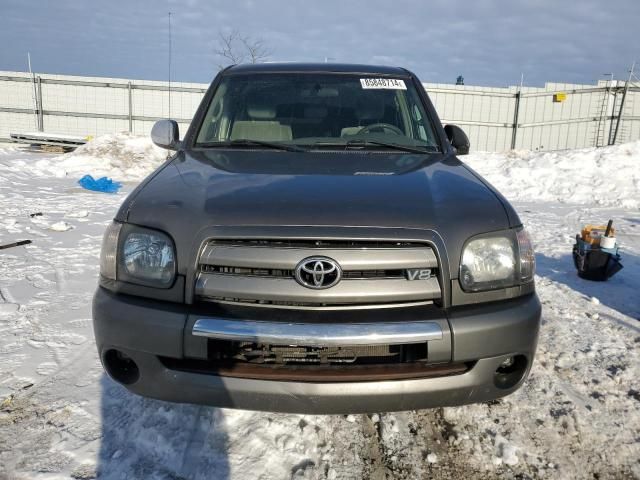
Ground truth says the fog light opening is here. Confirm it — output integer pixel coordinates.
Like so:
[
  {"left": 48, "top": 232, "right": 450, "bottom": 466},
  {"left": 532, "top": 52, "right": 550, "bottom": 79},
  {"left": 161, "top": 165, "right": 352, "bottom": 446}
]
[
  {"left": 498, "top": 356, "right": 515, "bottom": 370},
  {"left": 493, "top": 354, "right": 527, "bottom": 389},
  {"left": 103, "top": 349, "right": 140, "bottom": 385}
]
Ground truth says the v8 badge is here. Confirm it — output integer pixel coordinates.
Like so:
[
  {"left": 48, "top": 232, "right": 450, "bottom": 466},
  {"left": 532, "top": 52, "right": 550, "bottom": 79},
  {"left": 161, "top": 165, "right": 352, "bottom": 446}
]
[{"left": 405, "top": 268, "right": 432, "bottom": 281}]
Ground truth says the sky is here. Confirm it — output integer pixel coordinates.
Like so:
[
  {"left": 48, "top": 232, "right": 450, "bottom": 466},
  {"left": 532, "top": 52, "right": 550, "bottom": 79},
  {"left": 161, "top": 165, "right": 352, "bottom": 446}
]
[{"left": 1, "top": 0, "right": 638, "bottom": 87}]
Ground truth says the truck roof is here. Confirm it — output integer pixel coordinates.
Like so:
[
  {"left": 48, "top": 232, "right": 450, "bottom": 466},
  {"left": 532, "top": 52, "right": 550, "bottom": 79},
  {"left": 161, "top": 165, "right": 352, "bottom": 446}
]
[{"left": 225, "top": 62, "right": 410, "bottom": 76}]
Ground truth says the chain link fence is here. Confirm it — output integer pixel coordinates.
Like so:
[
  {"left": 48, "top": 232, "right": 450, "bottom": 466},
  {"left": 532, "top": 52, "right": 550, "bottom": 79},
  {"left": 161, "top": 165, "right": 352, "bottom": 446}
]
[{"left": 1, "top": 70, "right": 639, "bottom": 152}]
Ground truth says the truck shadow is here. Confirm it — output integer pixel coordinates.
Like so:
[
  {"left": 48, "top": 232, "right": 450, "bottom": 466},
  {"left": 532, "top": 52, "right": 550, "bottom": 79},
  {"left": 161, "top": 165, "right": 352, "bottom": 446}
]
[
  {"left": 97, "top": 374, "right": 230, "bottom": 479},
  {"left": 535, "top": 251, "right": 640, "bottom": 320}
]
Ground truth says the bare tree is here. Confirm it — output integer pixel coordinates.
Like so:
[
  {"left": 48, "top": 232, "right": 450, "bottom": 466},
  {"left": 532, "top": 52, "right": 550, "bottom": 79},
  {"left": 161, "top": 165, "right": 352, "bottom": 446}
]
[
  {"left": 241, "top": 36, "right": 270, "bottom": 64},
  {"left": 214, "top": 30, "right": 271, "bottom": 69}
]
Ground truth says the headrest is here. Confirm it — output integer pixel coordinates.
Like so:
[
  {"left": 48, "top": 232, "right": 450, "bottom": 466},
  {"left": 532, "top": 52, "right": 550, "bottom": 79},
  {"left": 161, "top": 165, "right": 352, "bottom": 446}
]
[
  {"left": 246, "top": 93, "right": 277, "bottom": 119},
  {"left": 247, "top": 103, "right": 277, "bottom": 119}
]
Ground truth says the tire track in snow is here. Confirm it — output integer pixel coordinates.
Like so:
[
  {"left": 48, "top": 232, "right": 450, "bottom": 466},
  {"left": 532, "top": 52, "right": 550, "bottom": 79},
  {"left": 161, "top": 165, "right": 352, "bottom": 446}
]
[{"left": 18, "top": 341, "right": 96, "bottom": 396}]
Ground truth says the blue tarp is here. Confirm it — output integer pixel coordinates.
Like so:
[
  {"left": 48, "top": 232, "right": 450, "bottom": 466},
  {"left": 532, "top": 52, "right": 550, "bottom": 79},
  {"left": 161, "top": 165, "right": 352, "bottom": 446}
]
[{"left": 78, "top": 175, "right": 122, "bottom": 193}]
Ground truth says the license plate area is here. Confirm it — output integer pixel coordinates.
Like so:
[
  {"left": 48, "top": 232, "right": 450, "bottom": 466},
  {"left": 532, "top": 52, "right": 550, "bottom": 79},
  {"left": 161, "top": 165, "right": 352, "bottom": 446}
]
[{"left": 207, "top": 339, "right": 428, "bottom": 366}]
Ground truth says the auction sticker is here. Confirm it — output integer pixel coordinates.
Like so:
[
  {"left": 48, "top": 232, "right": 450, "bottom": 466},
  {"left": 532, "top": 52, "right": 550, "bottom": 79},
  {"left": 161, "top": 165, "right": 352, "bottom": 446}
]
[{"left": 360, "top": 78, "right": 406, "bottom": 90}]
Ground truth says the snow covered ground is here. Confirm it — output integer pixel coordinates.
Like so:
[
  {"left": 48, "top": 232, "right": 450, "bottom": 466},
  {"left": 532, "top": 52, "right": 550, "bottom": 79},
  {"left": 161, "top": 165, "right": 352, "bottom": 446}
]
[{"left": 0, "top": 138, "right": 639, "bottom": 479}]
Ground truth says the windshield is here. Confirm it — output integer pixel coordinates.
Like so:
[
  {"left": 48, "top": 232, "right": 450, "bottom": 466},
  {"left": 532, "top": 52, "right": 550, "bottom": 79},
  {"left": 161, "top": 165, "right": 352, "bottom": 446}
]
[{"left": 195, "top": 73, "right": 440, "bottom": 151}]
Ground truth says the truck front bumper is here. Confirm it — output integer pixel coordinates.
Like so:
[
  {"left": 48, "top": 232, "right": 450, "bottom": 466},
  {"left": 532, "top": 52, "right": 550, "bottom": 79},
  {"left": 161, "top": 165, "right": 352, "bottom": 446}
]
[{"left": 93, "top": 288, "right": 541, "bottom": 414}]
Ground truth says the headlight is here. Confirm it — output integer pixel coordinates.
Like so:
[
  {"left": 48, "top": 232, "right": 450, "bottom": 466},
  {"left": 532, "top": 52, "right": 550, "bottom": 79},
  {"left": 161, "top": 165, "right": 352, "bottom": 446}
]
[
  {"left": 99, "top": 222, "right": 176, "bottom": 288},
  {"left": 459, "top": 228, "right": 535, "bottom": 292}
]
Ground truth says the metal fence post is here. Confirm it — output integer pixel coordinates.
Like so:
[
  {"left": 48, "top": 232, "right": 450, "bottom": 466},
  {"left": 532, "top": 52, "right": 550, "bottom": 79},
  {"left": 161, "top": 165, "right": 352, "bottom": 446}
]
[
  {"left": 613, "top": 62, "right": 634, "bottom": 145},
  {"left": 607, "top": 89, "right": 618, "bottom": 146},
  {"left": 36, "top": 76, "right": 44, "bottom": 132},
  {"left": 128, "top": 82, "right": 133, "bottom": 132},
  {"left": 510, "top": 91, "right": 521, "bottom": 150}
]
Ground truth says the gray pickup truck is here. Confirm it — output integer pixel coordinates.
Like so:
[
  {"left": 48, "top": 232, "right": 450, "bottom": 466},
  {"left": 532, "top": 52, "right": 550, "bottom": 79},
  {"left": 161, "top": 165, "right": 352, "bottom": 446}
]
[{"left": 93, "top": 63, "right": 540, "bottom": 414}]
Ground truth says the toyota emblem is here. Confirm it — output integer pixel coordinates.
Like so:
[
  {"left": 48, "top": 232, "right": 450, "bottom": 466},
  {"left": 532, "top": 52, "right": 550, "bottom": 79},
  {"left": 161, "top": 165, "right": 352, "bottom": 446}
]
[{"left": 294, "top": 256, "right": 342, "bottom": 289}]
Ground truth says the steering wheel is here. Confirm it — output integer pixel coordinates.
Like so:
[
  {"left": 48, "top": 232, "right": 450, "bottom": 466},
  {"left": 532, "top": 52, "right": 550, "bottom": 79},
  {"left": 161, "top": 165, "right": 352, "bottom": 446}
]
[{"left": 358, "top": 123, "right": 404, "bottom": 136}]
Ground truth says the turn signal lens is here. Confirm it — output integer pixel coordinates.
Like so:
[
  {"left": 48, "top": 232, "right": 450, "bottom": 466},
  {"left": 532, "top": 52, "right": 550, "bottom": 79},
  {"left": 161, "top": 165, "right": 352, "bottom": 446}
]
[
  {"left": 516, "top": 229, "right": 535, "bottom": 282},
  {"left": 99, "top": 222, "right": 122, "bottom": 280}
]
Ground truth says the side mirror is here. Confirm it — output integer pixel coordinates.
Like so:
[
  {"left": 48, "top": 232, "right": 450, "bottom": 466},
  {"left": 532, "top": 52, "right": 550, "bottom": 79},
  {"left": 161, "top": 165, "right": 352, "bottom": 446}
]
[
  {"left": 444, "top": 124, "right": 470, "bottom": 155},
  {"left": 151, "top": 119, "right": 181, "bottom": 150}
]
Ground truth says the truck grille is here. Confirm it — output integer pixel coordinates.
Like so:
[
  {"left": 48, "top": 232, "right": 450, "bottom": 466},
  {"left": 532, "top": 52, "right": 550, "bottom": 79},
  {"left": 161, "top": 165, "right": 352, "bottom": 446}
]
[
  {"left": 207, "top": 340, "right": 428, "bottom": 365},
  {"left": 195, "top": 239, "right": 441, "bottom": 307}
]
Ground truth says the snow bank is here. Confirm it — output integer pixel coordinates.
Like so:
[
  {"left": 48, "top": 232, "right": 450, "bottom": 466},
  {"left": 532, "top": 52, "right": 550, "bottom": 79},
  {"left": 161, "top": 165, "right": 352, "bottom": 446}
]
[
  {"left": 465, "top": 141, "right": 640, "bottom": 208},
  {"left": 7, "top": 132, "right": 640, "bottom": 207},
  {"left": 28, "top": 132, "right": 167, "bottom": 181}
]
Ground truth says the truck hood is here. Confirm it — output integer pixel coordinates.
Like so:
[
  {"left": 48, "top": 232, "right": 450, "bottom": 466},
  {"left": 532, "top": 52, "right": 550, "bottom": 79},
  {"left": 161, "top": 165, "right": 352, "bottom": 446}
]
[{"left": 120, "top": 150, "right": 518, "bottom": 276}]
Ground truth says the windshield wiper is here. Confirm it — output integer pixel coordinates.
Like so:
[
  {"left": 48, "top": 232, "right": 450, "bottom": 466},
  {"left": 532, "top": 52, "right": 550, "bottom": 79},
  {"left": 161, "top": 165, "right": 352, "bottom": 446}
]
[
  {"left": 197, "top": 139, "right": 305, "bottom": 152},
  {"left": 313, "top": 140, "right": 438, "bottom": 154}
]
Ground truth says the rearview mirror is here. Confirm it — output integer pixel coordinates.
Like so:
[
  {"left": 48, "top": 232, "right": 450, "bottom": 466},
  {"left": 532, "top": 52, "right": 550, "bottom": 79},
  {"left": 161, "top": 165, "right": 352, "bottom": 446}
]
[
  {"left": 151, "top": 119, "right": 181, "bottom": 150},
  {"left": 444, "top": 124, "right": 470, "bottom": 155}
]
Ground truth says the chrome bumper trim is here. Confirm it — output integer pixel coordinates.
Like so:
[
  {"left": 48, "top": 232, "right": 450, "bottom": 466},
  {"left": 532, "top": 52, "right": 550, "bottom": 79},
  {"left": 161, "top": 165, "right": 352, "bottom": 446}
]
[{"left": 192, "top": 318, "right": 443, "bottom": 346}]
